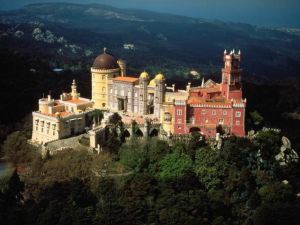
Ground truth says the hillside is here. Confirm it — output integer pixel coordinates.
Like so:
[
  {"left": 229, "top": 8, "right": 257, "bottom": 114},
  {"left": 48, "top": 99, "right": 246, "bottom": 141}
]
[{"left": 1, "top": 3, "right": 300, "bottom": 80}]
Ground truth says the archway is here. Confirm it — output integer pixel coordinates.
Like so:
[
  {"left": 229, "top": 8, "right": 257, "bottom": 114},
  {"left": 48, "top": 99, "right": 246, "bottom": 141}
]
[
  {"left": 216, "top": 125, "right": 225, "bottom": 135},
  {"left": 189, "top": 127, "right": 201, "bottom": 133},
  {"left": 135, "top": 128, "right": 143, "bottom": 137},
  {"left": 123, "top": 129, "right": 131, "bottom": 138},
  {"left": 149, "top": 128, "right": 159, "bottom": 137}
]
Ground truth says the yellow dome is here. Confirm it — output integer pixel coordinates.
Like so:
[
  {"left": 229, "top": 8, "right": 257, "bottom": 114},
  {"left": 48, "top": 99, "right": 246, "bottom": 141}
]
[
  {"left": 149, "top": 79, "right": 156, "bottom": 87},
  {"left": 155, "top": 73, "right": 165, "bottom": 80},
  {"left": 140, "top": 71, "right": 149, "bottom": 79}
]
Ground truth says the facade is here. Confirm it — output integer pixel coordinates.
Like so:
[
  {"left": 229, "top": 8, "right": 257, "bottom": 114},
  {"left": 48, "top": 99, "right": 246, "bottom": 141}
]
[
  {"left": 32, "top": 48, "right": 246, "bottom": 145},
  {"left": 31, "top": 80, "right": 94, "bottom": 144},
  {"left": 91, "top": 48, "right": 246, "bottom": 138}
]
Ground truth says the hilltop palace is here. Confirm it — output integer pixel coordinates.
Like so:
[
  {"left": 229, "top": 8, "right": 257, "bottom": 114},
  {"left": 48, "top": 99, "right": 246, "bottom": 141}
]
[{"left": 31, "top": 49, "right": 246, "bottom": 148}]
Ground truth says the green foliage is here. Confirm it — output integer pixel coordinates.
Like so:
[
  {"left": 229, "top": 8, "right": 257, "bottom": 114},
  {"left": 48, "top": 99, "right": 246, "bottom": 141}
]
[
  {"left": 195, "top": 147, "right": 228, "bottom": 190},
  {"left": 258, "top": 182, "right": 294, "bottom": 203},
  {"left": 250, "top": 110, "right": 264, "bottom": 126},
  {"left": 159, "top": 150, "right": 193, "bottom": 181},
  {"left": 255, "top": 130, "right": 281, "bottom": 162},
  {"left": 119, "top": 137, "right": 145, "bottom": 170},
  {"left": 2, "top": 131, "right": 37, "bottom": 165}
]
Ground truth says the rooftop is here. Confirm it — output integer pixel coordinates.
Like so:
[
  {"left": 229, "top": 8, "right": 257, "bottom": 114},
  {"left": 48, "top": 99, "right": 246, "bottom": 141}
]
[{"left": 113, "top": 76, "right": 139, "bottom": 83}]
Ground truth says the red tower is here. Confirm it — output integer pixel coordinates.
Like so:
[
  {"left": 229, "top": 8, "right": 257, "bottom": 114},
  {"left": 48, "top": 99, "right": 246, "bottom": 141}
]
[{"left": 221, "top": 50, "right": 242, "bottom": 100}]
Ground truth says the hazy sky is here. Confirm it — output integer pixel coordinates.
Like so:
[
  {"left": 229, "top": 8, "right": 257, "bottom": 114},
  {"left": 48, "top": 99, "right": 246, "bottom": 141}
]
[{"left": 1, "top": 0, "right": 300, "bottom": 27}]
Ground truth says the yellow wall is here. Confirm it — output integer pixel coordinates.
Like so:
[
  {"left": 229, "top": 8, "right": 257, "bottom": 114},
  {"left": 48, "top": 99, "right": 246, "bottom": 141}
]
[{"left": 91, "top": 68, "right": 120, "bottom": 109}]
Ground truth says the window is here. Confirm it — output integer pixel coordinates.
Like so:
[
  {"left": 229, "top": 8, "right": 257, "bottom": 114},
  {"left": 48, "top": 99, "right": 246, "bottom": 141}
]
[
  {"left": 110, "top": 89, "right": 113, "bottom": 94},
  {"left": 219, "top": 119, "right": 224, "bottom": 125},
  {"left": 223, "top": 110, "right": 227, "bottom": 115},
  {"left": 115, "top": 90, "right": 118, "bottom": 95},
  {"left": 178, "top": 125, "right": 181, "bottom": 129},
  {"left": 212, "top": 110, "right": 216, "bottom": 116},
  {"left": 235, "top": 111, "right": 241, "bottom": 117},
  {"left": 236, "top": 120, "right": 240, "bottom": 126},
  {"left": 135, "top": 92, "right": 138, "bottom": 97},
  {"left": 177, "top": 109, "right": 182, "bottom": 116},
  {"left": 201, "top": 109, "right": 206, "bottom": 115},
  {"left": 205, "top": 119, "right": 208, "bottom": 123}
]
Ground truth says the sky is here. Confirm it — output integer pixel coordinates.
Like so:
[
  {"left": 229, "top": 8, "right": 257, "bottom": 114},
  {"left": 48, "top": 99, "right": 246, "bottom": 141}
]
[{"left": 1, "top": 0, "right": 300, "bottom": 27}]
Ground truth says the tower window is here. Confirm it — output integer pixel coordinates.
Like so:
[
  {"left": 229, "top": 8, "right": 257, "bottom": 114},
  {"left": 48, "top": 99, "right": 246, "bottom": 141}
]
[
  {"left": 177, "top": 109, "right": 182, "bottom": 116},
  {"left": 235, "top": 111, "right": 241, "bottom": 117}
]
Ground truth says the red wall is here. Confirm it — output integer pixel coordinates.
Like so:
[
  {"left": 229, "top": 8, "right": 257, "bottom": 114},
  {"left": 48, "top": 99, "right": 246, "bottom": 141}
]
[{"left": 173, "top": 105, "right": 186, "bottom": 134}]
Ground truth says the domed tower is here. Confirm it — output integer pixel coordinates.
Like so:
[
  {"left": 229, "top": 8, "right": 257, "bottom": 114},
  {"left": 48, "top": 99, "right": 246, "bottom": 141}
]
[
  {"left": 154, "top": 73, "right": 165, "bottom": 117},
  {"left": 139, "top": 71, "right": 149, "bottom": 115},
  {"left": 91, "top": 48, "right": 121, "bottom": 109}
]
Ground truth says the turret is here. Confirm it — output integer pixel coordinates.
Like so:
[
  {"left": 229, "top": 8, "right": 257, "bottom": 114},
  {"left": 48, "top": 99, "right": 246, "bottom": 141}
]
[
  {"left": 91, "top": 48, "right": 121, "bottom": 109},
  {"left": 117, "top": 59, "right": 126, "bottom": 77},
  {"left": 221, "top": 49, "right": 243, "bottom": 100},
  {"left": 139, "top": 71, "right": 149, "bottom": 115},
  {"left": 154, "top": 73, "right": 165, "bottom": 117},
  {"left": 71, "top": 79, "right": 80, "bottom": 99}
]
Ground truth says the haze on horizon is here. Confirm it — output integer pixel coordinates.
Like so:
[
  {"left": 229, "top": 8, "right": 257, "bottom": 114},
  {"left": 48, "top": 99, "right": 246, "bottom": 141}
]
[{"left": 1, "top": 0, "right": 300, "bottom": 27}]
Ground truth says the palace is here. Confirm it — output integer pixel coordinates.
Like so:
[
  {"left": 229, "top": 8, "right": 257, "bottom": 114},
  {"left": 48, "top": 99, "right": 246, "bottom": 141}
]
[{"left": 31, "top": 49, "right": 246, "bottom": 146}]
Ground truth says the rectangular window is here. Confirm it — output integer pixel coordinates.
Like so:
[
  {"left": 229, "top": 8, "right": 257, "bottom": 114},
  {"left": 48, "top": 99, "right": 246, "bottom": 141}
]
[
  {"left": 235, "top": 111, "right": 241, "bottom": 117},
  {"left": 177, "top": 125, "right": 181, "bottom": 129},
  {"left": 212, "top": 110, "right": 216, "bottom": 115},
  {"left": 219, "top": 119, "right": 224, "bottom": 125},
  {"left": 201, "top": 109, "right": 206, "bottom": 115},
  {"left": 177, "top": 109, "right": 182, "bottom": 116}
]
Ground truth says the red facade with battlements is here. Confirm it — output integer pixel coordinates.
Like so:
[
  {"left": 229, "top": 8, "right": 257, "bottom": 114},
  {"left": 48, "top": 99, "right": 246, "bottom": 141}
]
[{"left": 172, "top": 50, "right": 246, "bottom": 137}]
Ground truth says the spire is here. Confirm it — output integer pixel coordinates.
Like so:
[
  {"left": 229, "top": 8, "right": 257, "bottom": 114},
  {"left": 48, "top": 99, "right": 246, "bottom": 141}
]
[
  {"left": 103, "top": 47, "right": 107, "bottom": 53},
  {"left": 238, "top": 49, "right": 241, "bottom": 55},
  {"left": 224, "top": 49, "right": 227, "bottom": 54},
  {"left": 71, "top": 79, "right": 79, "bottom": 99},
  {"left": 201, "top": 77, "right": 205, "bottom": 87}
]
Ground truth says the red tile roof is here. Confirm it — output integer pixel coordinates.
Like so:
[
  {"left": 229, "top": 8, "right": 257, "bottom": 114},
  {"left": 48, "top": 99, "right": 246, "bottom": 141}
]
[{"left": 113, "top": 76, "right": 139, "bottom": 83}]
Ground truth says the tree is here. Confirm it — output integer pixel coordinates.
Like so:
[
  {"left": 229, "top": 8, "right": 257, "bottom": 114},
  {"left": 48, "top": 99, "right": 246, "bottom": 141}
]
[
  {"left": 2, "top": 131, "right": 37, "bottom": 165},
  {"left": 159, "top": 151, "right": 193, "bottom": 181},
  {"left": 250, "top": 110, "right": 264, "bottom": 128},
  {"left": 195, "top": 147, "right": 228, "bottom": 190}
]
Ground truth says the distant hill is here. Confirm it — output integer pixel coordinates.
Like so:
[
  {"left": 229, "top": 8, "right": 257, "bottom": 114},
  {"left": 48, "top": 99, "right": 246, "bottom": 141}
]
[{"left": 1, "top": 2, "right": 300, "bottom": 81}]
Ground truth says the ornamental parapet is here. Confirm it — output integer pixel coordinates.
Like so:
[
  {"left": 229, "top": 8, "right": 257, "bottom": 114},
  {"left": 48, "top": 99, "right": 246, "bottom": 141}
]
[
  {"left": 91, "top": 67, "right": 120, "bottom": 74},
  {"left": 190, "top": 104, "right": 232, "bottom": 108}
]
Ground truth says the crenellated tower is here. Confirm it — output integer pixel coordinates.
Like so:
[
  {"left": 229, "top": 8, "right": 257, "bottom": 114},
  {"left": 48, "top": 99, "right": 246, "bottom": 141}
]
[{"left": 221, "top": 49, "right": 243, "bottom": 100}]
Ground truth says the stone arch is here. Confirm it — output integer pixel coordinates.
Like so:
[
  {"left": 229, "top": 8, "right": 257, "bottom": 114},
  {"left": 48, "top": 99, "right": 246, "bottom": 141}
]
[
  {"left": 149, "top": 128, "right": 159, "bottom": 137},
  {"left": 189, "top": 127, "right": 201, "bottom": 133},
  {"left": 123, "top": 129, "right": 131, "bottom": 138},
  {"left": 135, "top": 128, "right": 144, "bottom": 137},
  {"left": 216, "top": 125, "right": 225, "bottom": 135}
]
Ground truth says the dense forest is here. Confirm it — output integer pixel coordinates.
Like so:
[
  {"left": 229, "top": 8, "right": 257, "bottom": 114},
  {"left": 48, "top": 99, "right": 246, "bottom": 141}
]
[{"left": 1, "top": 118, "right": 300, "bottom": 225}]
